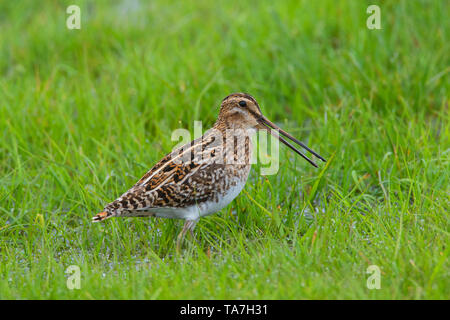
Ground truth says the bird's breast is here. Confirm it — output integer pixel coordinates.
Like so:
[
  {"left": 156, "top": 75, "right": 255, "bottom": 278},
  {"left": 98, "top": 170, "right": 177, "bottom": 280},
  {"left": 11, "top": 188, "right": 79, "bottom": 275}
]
[{"left": 197, "top": 170, "right": 250, "bottom": 217}]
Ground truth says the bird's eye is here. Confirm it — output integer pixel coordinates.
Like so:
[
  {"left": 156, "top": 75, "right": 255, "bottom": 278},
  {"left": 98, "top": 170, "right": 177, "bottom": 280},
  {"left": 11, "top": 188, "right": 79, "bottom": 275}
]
[{"left": 239, "top": 100, "right": 247, "bottom": 107}]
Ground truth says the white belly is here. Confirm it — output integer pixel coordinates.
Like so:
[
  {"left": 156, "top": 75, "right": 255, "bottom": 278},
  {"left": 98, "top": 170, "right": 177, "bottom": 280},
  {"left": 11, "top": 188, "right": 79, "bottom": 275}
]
[
  {"left": 149, "top": 206, "right": 200, "bottom": 220},
  {"left": 136, "top": 172, "right": 249, "bottom": 221},
  {"left": 198, "top": 178, "right": 247, "bottom": 217}
]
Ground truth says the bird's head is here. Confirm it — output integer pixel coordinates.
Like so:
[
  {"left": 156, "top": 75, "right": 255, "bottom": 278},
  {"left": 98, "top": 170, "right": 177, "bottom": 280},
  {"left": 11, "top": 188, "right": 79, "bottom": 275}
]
[{"left": 215, "top": 92, "right": 326, "bottom": 167}]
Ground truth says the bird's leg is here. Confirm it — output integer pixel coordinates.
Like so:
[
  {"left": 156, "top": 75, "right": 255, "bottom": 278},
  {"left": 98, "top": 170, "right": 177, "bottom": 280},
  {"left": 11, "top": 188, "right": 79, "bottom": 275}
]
[
  {"left": 186, "top": 219, "right": 201, "bottom": 247},
  {"left": 188, "top": 224, "right": 200, "bottom": 246},
  {"left": 176, "top": 222, "right": 189, "bottom": 252},
  {"left": 176, "top": 219, "right": 198, "bottom": 252}
]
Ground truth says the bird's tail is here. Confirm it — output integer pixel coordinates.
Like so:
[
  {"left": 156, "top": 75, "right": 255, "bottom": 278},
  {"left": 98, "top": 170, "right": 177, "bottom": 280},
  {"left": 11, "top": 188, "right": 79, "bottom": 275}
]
[{"left": 92, "top": 211, "right": 112, "bottom": 222}]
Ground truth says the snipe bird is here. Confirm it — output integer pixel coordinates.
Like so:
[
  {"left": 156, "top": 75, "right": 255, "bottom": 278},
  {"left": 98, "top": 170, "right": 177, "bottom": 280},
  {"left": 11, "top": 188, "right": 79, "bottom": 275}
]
[{"left": 93, "top": 93, "right": 325, "bottom": 249}]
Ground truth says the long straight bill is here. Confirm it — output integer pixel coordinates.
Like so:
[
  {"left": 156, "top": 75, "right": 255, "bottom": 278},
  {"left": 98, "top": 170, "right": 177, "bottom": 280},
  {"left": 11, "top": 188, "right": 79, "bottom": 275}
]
[{"left": 259, "top": 116, "right": 326, "bottom": 167}]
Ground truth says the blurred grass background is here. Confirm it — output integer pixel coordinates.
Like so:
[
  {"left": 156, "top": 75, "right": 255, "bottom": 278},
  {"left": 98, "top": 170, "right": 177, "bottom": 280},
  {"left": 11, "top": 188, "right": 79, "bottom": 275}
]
[{"left": 0, "top": 0, "right": 448, "bottom": 299}]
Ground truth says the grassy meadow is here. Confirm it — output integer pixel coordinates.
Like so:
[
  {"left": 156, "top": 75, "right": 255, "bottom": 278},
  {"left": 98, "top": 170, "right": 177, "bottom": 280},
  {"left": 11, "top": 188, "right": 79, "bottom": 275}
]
[{"left": 0, "top": 0, "right": 449, "bottom": 299}]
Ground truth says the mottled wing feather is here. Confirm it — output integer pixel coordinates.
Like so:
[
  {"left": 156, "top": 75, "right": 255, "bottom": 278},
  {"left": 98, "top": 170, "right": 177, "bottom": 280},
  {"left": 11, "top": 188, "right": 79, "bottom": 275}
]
[
  {"left": 133, "top": 136, "right": 200, "bottom": 187},
  {"left": 103, "top": 133, "right": 226, "bottom": 216}
]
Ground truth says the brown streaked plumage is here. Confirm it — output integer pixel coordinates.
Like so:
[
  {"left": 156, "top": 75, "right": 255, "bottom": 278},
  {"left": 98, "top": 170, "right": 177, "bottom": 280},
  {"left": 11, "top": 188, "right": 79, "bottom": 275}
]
[{"left": 93, "top": 93, "right": 326, "bottom": 250}]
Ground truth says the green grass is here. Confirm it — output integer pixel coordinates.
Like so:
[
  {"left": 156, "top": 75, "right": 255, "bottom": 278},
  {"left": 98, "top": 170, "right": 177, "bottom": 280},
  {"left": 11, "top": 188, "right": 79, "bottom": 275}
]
[{"left": 0, "top": 0, "right": 449, "bottom": 299}]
